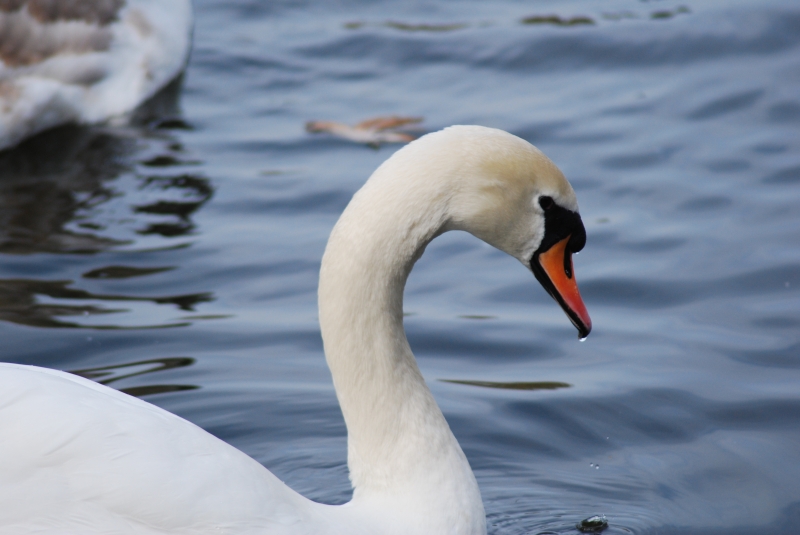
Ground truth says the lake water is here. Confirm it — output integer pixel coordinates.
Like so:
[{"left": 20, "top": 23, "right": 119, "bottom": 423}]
[{"left": 1, "top": 0, "right": 799, "bottom": 533}]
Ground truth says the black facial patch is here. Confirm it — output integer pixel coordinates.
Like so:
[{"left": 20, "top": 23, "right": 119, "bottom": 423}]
[{"left": 535, "top": 196, "right": 586, "bottom": 257}]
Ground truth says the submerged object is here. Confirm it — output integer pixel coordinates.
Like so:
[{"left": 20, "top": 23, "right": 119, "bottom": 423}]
[{"left": 576, "top": 514, "right": 609, "bottom": 533}]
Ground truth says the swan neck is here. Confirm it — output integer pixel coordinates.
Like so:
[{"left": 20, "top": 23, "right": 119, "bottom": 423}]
[
  {"left": 318, "top": 170, "right": 483, "bottom": 528},
  {"left": 319, "top": 184, "right": 443, "bottom": 479}
]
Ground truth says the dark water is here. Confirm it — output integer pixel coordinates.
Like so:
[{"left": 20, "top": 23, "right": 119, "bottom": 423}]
[{"left": 2, "top": 0, "right": 800, "bottom": 533}]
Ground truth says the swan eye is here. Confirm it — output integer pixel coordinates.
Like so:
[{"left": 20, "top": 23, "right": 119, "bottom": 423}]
[{"left": 539, "top": 196, "right": 554, "bottom": 210}]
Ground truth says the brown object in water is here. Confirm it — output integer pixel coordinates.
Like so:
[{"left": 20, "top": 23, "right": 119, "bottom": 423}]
[{"left": 306, "top": 115, "right": 423, "bottom": 146}]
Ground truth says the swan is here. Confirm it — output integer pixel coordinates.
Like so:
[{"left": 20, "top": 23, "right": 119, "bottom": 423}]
[
  {"left": 0, "top": 0, "right": 192, "bottom": 151},
  {"left": 0, "top": 126, "right": 591, "bottom": 534}
]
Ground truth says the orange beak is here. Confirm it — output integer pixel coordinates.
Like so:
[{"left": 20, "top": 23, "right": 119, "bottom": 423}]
[{"left": 535, "top": 235, "right": 592, "bottom": 338}]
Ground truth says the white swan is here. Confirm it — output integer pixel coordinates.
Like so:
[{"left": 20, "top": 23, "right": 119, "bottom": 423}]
[
  {"left": 0, "top": 0, "right": 192, "bottom": 151},
  {"left": 0, "top": 126, "right": 591, "bottom": 534}
]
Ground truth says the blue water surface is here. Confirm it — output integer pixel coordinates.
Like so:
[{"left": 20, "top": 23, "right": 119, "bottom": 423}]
[{"left": 1, "top": 0, "right": 799, "bottom": 533}]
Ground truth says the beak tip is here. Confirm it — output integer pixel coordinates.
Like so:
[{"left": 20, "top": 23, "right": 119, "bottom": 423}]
[
  {"left": 577, "top": 323, "right": 591, "bottom": 340},
  {"left": 573, "top": 313, "right": 591, "bottom": 340}
]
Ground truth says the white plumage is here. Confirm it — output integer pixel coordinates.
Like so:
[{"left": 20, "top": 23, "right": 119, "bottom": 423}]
[
  {"left": 0, "top": 0, "right": 192, "bottom": 150},
  {"left": 0, "top": 126, "right": 588, "bottom": 534}
]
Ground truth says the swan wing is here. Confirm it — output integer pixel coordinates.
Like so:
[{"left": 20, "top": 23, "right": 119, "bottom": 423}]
[{"left": 0, "top": 364, "right": 323, "bottom": 534}]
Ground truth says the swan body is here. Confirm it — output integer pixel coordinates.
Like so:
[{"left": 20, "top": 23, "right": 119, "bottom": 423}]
[
  {"left": 0, "top": 126, "right": 591, "bottom": 534},
  {"left": 0, "top": 0, "right": 193, "bottom": 150}
]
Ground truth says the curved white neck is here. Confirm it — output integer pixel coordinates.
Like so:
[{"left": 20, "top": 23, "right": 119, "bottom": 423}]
[{"left": 318, "top": 154, "right": 485, "bottom": 533}]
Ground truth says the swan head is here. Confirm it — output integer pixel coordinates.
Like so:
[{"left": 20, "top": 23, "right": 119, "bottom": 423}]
[{"left": 407, "top": 125, "right": 592, "bottom": 337}]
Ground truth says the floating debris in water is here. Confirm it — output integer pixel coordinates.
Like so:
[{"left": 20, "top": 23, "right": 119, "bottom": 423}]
[
  {"left": 306, "top": 116, "right": 423, "bottom": 147},
  {"left": 576, "top": 515, "right": 608, "bottom": 533},
  {"left": 521, "top": 15, "right": 595, "bottom": 26}
]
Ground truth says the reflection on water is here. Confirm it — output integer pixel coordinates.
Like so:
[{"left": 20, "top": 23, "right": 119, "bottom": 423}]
[
  {"left": 520, "top": 15, "right": 595, "bottom": 26},
  {"left": 0, "top": 77, "right": 213, "bottom": 255},
  {"left": 134, "top": 173, "right": 214, "bottom": 237},
  {"left": 0, "top": 79, "right": 217, "bottom": 330},
  {"left": 442, "top": 380, "right": 572, "bottom": 391},
  {"left": 0, "top": 128, "right": 214, "bottom": 252},
  {"left": 344, "top": 20, "right": 468, "bottom": 32},
  {"left": 70, "top": 357, "right": 199, "bottom": 397},
  {"left": 83, "top": 265, "right": 176, "bottom": 279},
  {"left": 0, "top": 126, "right": 133, "bottom": 254},
  {"left": 0, "top": 277, "right": 211, "bottom": 329}
]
